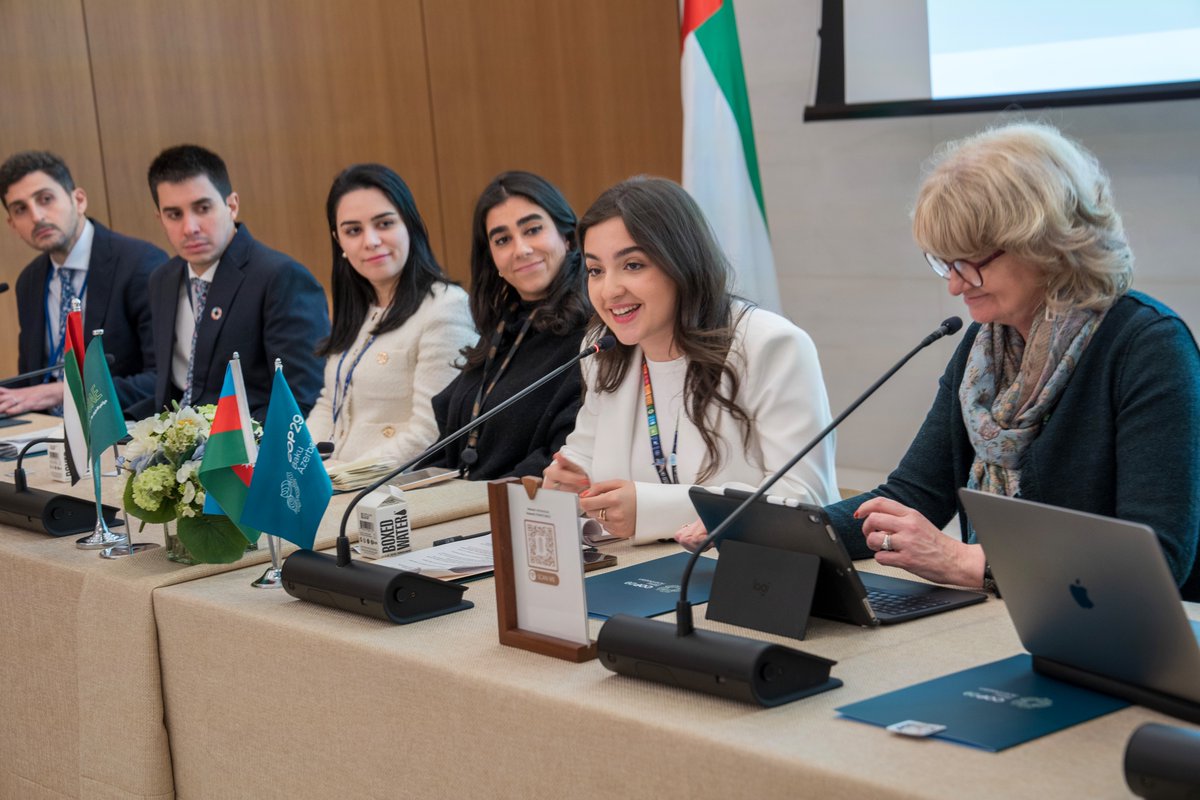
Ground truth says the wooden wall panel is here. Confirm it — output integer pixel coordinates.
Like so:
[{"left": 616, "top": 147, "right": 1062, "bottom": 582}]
[
  {"left": 2, "top": 0, "right": 681, "bottom": 379},
  {"left": 82, "top": 0, "right": 443, "bottom": 293},
  {"left": 0, "top": 0, "right": 110, "bottom": 375},
  {"left": 422, "top": 0, "right": 682, "bottom": 283}
]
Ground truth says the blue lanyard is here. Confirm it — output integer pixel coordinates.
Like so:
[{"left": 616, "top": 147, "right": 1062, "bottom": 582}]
[
  {"left": 331, "top": 333, "right": 377, "bottom": 425},
  {"left": 43, "top": 267, "right": 89, "bottom": 380}
]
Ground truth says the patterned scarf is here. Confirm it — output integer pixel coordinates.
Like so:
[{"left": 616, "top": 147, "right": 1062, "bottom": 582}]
[{"left": 960, "top": 305, "right": 1107, "bottom": 514}]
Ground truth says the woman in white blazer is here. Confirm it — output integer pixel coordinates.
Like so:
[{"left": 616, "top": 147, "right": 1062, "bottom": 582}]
[
  {"left": 544, "top": 177, "right": 838, "bottom": 544},
  {"left": 306, "top": 164, "right": 476, "bottom": 463}
]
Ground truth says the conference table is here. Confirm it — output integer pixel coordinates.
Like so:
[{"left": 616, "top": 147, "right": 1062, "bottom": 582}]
[
  {"left": 151, "top": 516, "right": 1199, "bottom": 799},
  {"left": 0, "top": 442, "right": 488, "bottom": 800},
  {"left": 3, "top": 440, "right": 1198, "bottom": 799}
]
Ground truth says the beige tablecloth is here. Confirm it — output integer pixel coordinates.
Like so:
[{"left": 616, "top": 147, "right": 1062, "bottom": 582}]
[
  {"left": 152, "top": 526, "right": 1200, "bottom": 799},
  {"left": 0, "top": 463, "right": 488, "bottom": 800}
]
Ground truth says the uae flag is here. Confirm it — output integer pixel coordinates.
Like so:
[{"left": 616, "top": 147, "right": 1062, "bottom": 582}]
[
  {"left": 682, "top": 0, "right": 781, "bottom": 312},
  {"left": 61, "top": 310, "right": 89, "bottom": 483},
  {"left": 199, "top": 357, "right": 260, "bottom": 543}
]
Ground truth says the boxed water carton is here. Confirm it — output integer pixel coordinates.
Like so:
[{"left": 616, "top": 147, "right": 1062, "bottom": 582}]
[
  {"left": 46, "top": 441, "right": 74, "bottom": 483},
  {"left": 356, "top": 485, "right": 411, "bottom": 559}
]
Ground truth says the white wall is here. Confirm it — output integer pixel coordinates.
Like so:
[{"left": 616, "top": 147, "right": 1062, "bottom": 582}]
[{"left": 737, "top": 0, "right": 1200, "bottom": 483}]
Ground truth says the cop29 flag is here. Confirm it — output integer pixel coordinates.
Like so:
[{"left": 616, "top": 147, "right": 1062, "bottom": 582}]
[
  {"left": 682, "top": 0, "right": 781, "bottom": 312},
  {"left": 242, "top": 366, "right": 331, "bottom": 550}
]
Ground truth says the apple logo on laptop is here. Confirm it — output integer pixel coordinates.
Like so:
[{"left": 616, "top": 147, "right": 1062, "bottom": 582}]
[{"left": 1069, "top": 579, "right": 1094, "bottom": 609}]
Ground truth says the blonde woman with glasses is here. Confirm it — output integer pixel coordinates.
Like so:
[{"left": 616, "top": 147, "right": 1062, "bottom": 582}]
[{"left": 823, "top": 122, "right": 1200, "bottom": 600}]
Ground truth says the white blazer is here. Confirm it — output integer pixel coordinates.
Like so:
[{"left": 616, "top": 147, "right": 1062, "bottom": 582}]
[
  {"left": 560, "top": 306, "right": 838, "bottom": 543},
  {"left": 307, "top": 283, "right": 477, "bottom": 464}
]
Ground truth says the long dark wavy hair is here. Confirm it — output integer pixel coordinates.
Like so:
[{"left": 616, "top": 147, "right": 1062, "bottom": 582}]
[
  {"left": 578, "top": 176, "right": 751, "bottom": 481},
  {"left": 317, "top": 164, "right": 451, "bottom": 357},
  {"left": 461, "top": 171, "right": 590, "bottom": 368}
]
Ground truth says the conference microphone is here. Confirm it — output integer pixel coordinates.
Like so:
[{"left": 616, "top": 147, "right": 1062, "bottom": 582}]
[
  {"left": 1125, "top": 723, "right": 1200, "bottom": 799},
  {"left": 0, "top": 352, "right": 117, "bottom": 387},
  {"left": 281, "top": 335, "right": 618, "bottom": 624},
  {"left": 0, "top": 436, "right": 122, "bottom": 536},
  {"left": 596, "top": 317, "right": 964, "bottom": 706}
]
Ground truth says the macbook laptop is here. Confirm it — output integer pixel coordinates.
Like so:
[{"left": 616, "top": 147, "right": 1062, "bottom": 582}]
[
  {"left": 690, "top": 486, "right": 987, "bottom": 628},
  {"left": 960, "top": 488, "right": 1200, "bottom": 722}
]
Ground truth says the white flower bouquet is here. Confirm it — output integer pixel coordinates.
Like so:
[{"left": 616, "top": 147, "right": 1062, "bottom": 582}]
[{"left": 121, "top": 404, "right": 259, "bottom": 563}]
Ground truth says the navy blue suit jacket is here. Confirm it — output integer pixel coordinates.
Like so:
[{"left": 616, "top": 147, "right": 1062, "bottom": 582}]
[
  {"left": 130, "top": 224, "right": 329, "bottom": 423},
  {"left": 15, "top": 218, "right": 163, "bottom": 410}
]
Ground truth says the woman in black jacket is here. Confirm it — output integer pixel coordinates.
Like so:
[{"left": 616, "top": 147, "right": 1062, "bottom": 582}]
[{"left": 428, "top": 171, "right": 590, "bottom": 479}]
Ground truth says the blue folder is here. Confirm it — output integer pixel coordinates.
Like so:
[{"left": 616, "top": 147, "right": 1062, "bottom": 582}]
[
  {"left": 837, "top": 654, "right": 1129, "bottom": 751},
  {"left": 585, "top": 552, "right": 717, "bottom": 619}
]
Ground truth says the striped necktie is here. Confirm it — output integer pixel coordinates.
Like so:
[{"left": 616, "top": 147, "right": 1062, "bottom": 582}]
[{"left": 182, "top": 277, "right": 209, "bottom": 406}]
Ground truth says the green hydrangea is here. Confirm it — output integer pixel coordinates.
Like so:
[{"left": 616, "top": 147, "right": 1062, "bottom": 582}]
[
  {"left": 161, "top": 416, "right": 203, "bottom": 461},
  {"left": 130, "top": 464, "right": 178, "bottom": 512}
]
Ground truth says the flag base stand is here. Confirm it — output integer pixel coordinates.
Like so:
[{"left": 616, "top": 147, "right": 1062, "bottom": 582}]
[
  {"left": 252, "top": 536, "right": 284, "bottom": 588},
  {"left": 100, "top": 542, "right": 160, "bottom": 559},
  {"left": 76, "top": 527, "right": 125, "bottom": 549},
  {"left": 251, "top": 566, "right": 283, "bottom": 588}
]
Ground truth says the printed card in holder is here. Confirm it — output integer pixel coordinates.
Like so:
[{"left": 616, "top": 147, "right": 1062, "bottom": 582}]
[{"left": 488, "top": 476, "right": 595, "bottom": 662}]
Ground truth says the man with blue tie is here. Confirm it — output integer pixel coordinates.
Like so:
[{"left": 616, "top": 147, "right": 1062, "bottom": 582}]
[
  {"left": 132, "top": 144, "right": 328, "bottom": 423},
  {"left": 0, "top": 151, "right": 163, "bottom": 414}
]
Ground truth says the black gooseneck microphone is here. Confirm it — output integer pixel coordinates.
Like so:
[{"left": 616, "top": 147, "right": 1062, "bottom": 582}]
[
  {"left": 595, "top": 317, "right": 963, "bottom": 706},
  {"left": 281, "top": 335, "right": 618, "bottom": 623},
  {"left": 0, "top": 362, "right": 66, "bottom": 387},
  {"left": 0, "top": 352, "right": 116, "bottom": 387}
]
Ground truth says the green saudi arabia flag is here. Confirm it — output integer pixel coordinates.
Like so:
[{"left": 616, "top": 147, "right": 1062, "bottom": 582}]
[{"left": 82, "top": 334, "right": 127, "bottom": 461}]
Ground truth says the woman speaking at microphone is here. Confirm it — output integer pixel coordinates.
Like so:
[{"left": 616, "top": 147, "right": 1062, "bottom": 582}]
[
  {"left": 306, "top": 164, "right": 476, "bottom": 464},
  {"left": 427, "top": 171, "right": 591, "bottom": 479},
  {"left": 822, "top": 122, "right": 1200, "bottom": 599},
  {"left": 543, "top": 176, "right": 838, "bottom": 543}
]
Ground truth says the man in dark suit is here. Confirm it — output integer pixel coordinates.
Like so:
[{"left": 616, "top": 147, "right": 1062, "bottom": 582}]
[
  {"left": 0, "top": 151, "right": 162, "bottom": 414},
  {"left": 131, "top": 144, "right": 328, "bottom": 423}
]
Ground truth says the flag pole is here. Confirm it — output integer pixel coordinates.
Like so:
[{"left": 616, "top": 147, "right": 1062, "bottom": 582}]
[
  {"left": 77, "top": 451, "right": 124, "bottom": 549},
  {"left": 90, "top": 328, "right": 158, "bottom": 558},
  {"left": 76, "top": 329, "right": 127, "bottom": 551},
  {"left": 252, "top": 358, "right": 285, "bottom": 588}
]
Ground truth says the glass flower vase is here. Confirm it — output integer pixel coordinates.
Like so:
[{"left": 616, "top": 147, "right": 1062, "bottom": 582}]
[{"left": 163, "top": 519, "right": 197, "bottom": 565}]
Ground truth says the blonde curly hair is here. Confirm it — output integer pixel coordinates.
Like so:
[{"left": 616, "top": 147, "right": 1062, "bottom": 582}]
[{"left": 912, "top": 121, "right": 1133, "bottom": 313}]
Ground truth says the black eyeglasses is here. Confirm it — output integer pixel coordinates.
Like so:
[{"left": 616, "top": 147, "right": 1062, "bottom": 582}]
[{"left": 924, "top": 250, "right": 1004, "bottom": 288}]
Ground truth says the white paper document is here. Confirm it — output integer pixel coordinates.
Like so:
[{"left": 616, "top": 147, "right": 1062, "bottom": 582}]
[{"left": 373, "top": 535, "right": 494, "bottom": 581}]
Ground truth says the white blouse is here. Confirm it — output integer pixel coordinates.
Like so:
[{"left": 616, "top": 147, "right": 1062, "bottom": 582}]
[{"left": 559, "top": 306, "right": 839, "bottom": 543}]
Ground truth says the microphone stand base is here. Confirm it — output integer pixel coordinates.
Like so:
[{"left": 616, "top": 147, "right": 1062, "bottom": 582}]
[
  {"left": 281, "top": 549, "right": 474, "bottom": 624},
  {"left": 597, "top": 614, "right": 842, "bottom": 707}
]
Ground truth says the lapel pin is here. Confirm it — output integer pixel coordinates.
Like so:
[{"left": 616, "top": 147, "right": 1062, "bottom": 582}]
[{"left": 210, "top": 307, "right": 223, "bottom": 321}]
